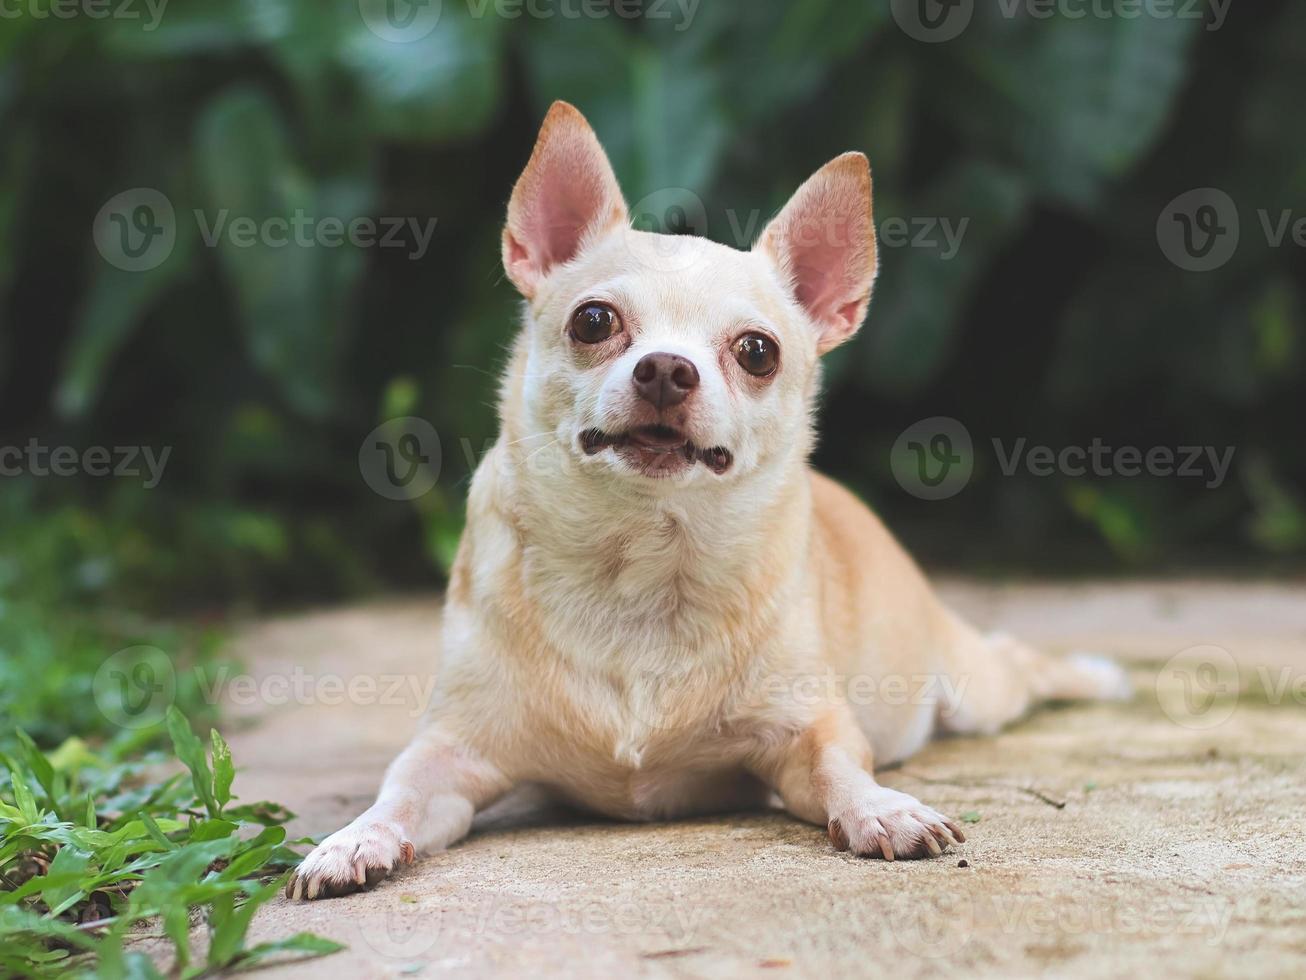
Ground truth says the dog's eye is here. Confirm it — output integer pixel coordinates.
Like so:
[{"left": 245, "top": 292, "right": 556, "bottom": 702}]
[
  {"left": 734, "top": 333, "right": 779, "bottom": 377},
  {"left": 570, "top": 303, "right": 622, "bottom": 344}
]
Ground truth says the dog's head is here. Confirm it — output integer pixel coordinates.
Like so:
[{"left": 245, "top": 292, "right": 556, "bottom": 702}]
[{"left": 501, "top": 102, "right": 876, "bottom": 489}]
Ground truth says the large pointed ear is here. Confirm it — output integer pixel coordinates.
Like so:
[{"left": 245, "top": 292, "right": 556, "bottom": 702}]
[
  {"left": 756, "top": 153, "right": 877, "bottom": 354},
  {"left": 502, "top": 102, "right": 627, "bottom": 298}
]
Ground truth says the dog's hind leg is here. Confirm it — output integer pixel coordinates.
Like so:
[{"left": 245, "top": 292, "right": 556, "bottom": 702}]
[{"left": 934, "top": 615, "right": 1132, "bottom": 737}]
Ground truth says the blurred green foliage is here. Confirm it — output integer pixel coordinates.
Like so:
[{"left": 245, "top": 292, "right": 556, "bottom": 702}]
[{"left": 1, "top": 0, "right": 1304, "bottom": 617}]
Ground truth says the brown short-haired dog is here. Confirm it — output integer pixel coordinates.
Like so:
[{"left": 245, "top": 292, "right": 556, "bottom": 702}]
[{"left": 289, "top": 102, "right": 1129, "bottom": 899}]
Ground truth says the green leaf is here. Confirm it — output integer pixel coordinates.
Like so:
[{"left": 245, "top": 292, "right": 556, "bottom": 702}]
[
  {"left": 57, "top": 226, "right": 193, "bottom": 419},
  {"left": 223, "top": 800, "right": 295, "bottom": 826},
  {"left": 139, "top": 811, "right": 179, "bottom": 851},
  {"left": 189, "top": 819, "right": 240, "bottom": 842},
  {"left": 6, "top": 763, "right": 40, "bottom": 824},
  {"left": 12, "top": 730, "right": 57, "bottom": 809},
  {"left": 520, "top": 18, "right": 728, "bottom": 196},
  {"left": 947, "top": 10, "right": 1201, "bottom": 207},
  {"left": 861, "top": 160, "right": 1029, "bottom": 395},
  {"left": 194, "top": 86, "right": 370, "bottom": 419},
  {"left": 229, "top": 931, "right": 346, "bottom": 971},
  {"left": 210, "top": 729, "right": 233, "bottom": 812},
  {"left": 341, "top": 2, "right": 505, "bottom": 142},
  {"left": 206, "top": 877, "right": 283, "bottom": 971},
  {"left": 39, "top": 845, "right": 92, "bottom": 917},
  {"left": 164, "top": 707, "right": 219, "bottom": 817}
]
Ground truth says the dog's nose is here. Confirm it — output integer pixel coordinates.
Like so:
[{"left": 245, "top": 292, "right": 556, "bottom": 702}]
[{"left": 632, "top": 352, "right": 699, "bottom": 408}]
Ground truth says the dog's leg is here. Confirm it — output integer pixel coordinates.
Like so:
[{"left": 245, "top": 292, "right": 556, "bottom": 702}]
[
  {"left": 287, "top": 725, "right": 510, "bottom": 900},
  {"left": 936, "top": 621, "right": 1133, "bottom": 737},
  {"left": 752, "top": 709, "right": 966, "bottom": 860}
]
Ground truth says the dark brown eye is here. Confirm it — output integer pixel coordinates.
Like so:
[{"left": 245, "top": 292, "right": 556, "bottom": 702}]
[
  {"left": 570, "top": 303, "right": 622, "bottom": 344},
  {"left": 734, "top": 333, "right": 779, "bottom": 377}
]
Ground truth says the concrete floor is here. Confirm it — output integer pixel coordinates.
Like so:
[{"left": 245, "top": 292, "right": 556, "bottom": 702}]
[{"left": 197, "top": 580, "right": 1305, "bottom": 978}]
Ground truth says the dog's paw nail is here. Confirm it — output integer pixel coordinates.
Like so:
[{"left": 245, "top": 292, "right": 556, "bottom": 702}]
[
  {"left": 828, "top": 818, "right": 850, "bottom": 852},
  {"left": 876, "top": 834, "right": 894, "bottom": 861},
  {"left": 292, "top": 818, "right": 411, "bottom": 900}
]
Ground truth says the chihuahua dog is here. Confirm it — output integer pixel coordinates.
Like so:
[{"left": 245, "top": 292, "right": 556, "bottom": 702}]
[{"left": 288, "top": 102, "right": 1129, "bottom": 899}]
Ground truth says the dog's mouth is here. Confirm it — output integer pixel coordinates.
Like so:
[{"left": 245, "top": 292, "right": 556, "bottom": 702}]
[{"left": 581, "top": 425, "right": 733, "bottom": 475}]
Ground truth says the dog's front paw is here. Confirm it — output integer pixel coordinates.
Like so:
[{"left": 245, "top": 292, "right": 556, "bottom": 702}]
[
  {"left": 286, "top": 815, "right": 416, "bottom": 900},
  {"left": 827, "top": 788, "right": 965, "bottom": 861}
]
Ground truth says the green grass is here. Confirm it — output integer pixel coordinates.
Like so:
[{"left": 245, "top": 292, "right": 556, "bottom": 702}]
[
  {"left": 0, "top": 709, "right": 341, "bottom": 978},
  {"left": 0, "top": 506, "right": 341, "bottom": 977}
]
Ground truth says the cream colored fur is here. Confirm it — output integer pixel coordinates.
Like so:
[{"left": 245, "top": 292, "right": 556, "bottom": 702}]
[{"left": 288, "top": 103, "right": 1129, "bottom": 900}]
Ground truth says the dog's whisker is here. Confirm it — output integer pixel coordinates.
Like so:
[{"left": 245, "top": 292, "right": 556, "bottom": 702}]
[{"left": 520, "top": 437, "right": 562, "bottom": 467}]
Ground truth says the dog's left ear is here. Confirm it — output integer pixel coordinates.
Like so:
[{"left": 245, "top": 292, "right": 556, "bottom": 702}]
[
  {"left": 503, "top": 101, "right": 628, "bottom": 299},
  {"left": 756, "top": 153, "right": 876, "bottom": 354}
]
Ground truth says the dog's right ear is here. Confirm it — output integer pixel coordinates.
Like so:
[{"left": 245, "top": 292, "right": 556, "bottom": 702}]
[{"left": 502, "top": 102, "right": 627, "bottom": 299}]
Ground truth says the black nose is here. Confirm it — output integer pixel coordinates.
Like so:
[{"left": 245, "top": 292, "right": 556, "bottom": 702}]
[{"left": 632, "top": 352, "right": 700, "bottom": 408}]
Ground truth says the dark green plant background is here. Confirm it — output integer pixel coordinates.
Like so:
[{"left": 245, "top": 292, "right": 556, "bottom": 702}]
[{"left": 2, "top": 0, "right": 1304, "bottom": 622}]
